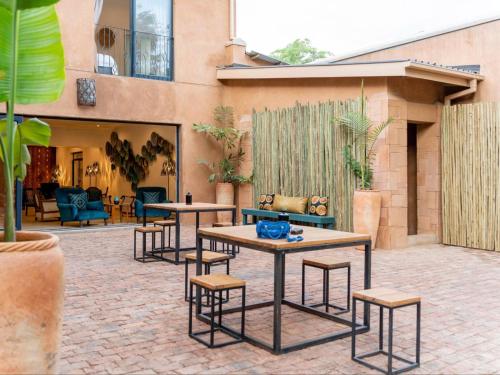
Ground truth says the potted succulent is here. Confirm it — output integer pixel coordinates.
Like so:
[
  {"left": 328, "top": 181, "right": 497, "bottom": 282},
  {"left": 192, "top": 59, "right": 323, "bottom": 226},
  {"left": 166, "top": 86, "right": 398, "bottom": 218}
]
[
  {"left": 338, "top": 82, "right": 392, "bottom": 249},
  {"left": 0, "top": 1, "right": 66, "bottom": 373},
  {"left": 193, "top": 106, "right": 251, "bottom": 222}
]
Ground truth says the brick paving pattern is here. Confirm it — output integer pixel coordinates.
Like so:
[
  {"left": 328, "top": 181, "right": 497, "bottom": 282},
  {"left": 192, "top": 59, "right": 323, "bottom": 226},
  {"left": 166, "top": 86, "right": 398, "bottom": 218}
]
[{"left": 57, "top": 226, "right": 500, "bottom": 374}]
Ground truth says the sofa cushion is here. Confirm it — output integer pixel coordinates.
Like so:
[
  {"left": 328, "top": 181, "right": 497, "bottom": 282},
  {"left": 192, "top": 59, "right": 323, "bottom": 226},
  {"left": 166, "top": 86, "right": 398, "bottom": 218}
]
[
  {"left": 69, "top": 192, "right": 88, "bottom": 210},
  {"left": 258, "top": 194, "right": 275, "bottom": 210},
  {"left": 272, "top": 194, "right": 308, "bottom": 214},
  {"left": 309, "top": 195, "right": 329, "bottom": 216},
  {"left": 143, "top": 191, "right": 160, "bottom": 204}
]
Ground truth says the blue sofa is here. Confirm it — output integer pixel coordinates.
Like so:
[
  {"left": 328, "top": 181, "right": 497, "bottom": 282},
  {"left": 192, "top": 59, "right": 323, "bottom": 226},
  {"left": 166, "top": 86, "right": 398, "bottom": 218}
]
[
  {"left": 55, "top": 187, "right": 109, "bottom": 226},
  {"left": 134, "top": 187, "right": 171, "bottom": 222}
]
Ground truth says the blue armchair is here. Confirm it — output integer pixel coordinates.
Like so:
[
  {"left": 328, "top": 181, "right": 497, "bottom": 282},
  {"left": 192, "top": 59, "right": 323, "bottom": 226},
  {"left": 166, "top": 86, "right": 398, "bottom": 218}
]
[
  {"left": 55, "top": 187, "right": 109, "bottom": 226},
  {"left": 135, "top": 187, "right": 171, "bottom": 222}
]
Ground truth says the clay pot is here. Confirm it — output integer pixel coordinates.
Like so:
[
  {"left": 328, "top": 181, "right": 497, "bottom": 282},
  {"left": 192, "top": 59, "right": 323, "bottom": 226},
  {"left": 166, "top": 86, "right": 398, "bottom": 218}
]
[
  {"left": 0, "top": 231, "right": 64, "bottom": 374},
  {"left": 216, "top": 182, "right": 234, "bottom": 222},
  {"left": 353, "top": 190, "right": 382, "bottom": 250}
]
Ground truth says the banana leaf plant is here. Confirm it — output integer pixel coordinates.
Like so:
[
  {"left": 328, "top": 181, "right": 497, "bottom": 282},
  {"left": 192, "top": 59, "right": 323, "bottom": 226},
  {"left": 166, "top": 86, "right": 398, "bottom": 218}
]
[
  {"left": 337, "top": 81, "right": 392, "bottom": 190},
  {"left": 0, "top": 0, "right": 65, "bottom": 241}
]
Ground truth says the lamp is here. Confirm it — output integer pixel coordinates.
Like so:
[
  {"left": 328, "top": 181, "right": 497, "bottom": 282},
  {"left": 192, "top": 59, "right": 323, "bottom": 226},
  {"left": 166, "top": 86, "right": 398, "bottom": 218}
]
[
  {"left": 161, "top": 158, "right": 176, "bottom": 200},
  {"left": 85, "top": 162, "right": 100, "bottom": 186}
]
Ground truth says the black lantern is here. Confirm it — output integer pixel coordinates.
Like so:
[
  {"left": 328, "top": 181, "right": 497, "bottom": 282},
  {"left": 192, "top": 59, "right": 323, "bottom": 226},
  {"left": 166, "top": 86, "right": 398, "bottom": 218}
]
[{"left": 77, "top": 78, "right": 96, "bottom": 106}]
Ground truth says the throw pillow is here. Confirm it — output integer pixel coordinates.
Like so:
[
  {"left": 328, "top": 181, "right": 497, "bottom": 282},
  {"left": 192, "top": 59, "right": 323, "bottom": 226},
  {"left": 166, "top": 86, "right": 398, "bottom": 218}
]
[
  {"left": 272, "top": 194, "right": 308, "bottom": 214},
  {"left": 309, "top": 195, "right": 328, "bottom": 216},
  {"left": 143, "top": 191, "right": 160, "bottom": 204},
  {"left": 69, "top": 192, "right": 88, "bottom": 210},
  {"left": 258, "top": 193, "right": 275, "bottom": 210}
]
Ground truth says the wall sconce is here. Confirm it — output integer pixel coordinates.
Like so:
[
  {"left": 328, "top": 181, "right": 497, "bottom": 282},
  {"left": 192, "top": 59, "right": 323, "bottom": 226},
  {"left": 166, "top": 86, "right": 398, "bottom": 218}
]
[{"left": 77, "top": 78, "right": 96, "bottom": 106}]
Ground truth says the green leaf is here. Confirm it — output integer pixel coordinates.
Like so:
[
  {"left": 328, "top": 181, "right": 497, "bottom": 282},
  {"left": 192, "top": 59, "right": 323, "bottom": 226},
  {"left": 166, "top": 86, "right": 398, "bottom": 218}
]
[
  {"left": 18, "top": 117, "right": 50, "bottom": 146},
  {"left": 0, "top": 5, "right": 65, "bottom": 104},
  {"left": 0, "top": 0, "right": 59, "bottom": 10}
]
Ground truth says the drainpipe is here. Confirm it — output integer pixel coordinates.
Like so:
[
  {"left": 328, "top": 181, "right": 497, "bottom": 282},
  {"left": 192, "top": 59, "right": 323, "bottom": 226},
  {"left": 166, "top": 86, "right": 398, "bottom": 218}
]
[
  {"left": 229, "top": 0, "right": 236, "bottom": 40},
  {"left": 444, "top": 79, "right": 478, "bottom": 105}
]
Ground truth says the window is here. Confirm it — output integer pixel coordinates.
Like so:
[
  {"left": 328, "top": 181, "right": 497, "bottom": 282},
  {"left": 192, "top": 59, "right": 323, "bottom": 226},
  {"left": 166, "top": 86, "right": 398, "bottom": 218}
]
[{"left": 95, "top": 0, "right": 173, "bottom": 81}]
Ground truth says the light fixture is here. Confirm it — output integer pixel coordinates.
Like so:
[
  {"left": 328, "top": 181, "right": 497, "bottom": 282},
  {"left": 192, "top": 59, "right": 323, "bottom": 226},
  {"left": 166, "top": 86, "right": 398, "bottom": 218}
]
[{"left": 161, "top": 158, "right": 176, "bottom": 200}]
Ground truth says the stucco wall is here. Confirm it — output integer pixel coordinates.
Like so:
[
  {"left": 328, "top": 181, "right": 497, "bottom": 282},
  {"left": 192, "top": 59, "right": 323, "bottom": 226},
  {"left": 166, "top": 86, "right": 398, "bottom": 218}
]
[
  {"left": 2, "top": 0, "right": 233, "bottom": 224},
  {"left": 338, "top": 19, "right": 500, "bottom": 102}
]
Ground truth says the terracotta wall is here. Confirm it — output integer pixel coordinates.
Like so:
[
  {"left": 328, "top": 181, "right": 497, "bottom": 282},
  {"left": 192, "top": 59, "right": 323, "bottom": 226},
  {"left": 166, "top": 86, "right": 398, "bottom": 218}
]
[
  {"left": 0, "top": 0, "right": 233, "bottom": 224},
  {"left": 338, "top": 20, "right": 500, "bottom": 102}
]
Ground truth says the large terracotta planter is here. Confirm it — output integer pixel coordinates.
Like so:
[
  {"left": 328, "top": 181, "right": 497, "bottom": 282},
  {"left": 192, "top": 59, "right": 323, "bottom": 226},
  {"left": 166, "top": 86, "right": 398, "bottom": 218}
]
[
  {"left": 353, "top": 190, "right": 382, "bottom": 250},
  {"left": 0, "top": 231, "right": 64, "bottom": 374},
  {"left": 216, "top": 182, "right": 234, "bottom": 222}
]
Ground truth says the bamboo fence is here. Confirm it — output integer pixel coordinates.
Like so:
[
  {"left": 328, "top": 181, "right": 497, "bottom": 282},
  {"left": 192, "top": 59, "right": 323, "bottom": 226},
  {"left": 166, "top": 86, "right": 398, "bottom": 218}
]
[
  {"left": 252, "top": 101, "right": 359, "bottom": 232},
  {"left": 442, "top": 102, "right": 500, "bottom": 251}
]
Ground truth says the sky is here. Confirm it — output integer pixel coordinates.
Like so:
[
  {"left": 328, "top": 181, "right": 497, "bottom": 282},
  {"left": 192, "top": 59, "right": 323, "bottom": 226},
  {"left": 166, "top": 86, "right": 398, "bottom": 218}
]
[{"left": 237, "top": 0, "right": 500, "bottom": 59}]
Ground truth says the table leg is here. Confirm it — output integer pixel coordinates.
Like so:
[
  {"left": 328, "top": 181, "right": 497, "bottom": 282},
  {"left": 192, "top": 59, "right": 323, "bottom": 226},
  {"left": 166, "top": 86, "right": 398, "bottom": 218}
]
[
  {"left": 195, "top": 235, "right": 203, "bottom": 315},
  {"left": 195, "top": 211, "right": 200, "bottom": 250},
  {"left": 232, "top": 208, "right": 236, "bottom": 226},
  {"left": 273, "top": 252, "right": 284, "bottom": 353},
  {"left": 142, "top": 206, "right": 147, "bottom": 227},
  {"left": 242, "top": 213, "right": 248, "bottom": 225},
  {"left": 175, "top": 212, "right": 181, "bottom": 264},
  {"left": 363, "top": 240, "right": 372, "bottom": 328}
]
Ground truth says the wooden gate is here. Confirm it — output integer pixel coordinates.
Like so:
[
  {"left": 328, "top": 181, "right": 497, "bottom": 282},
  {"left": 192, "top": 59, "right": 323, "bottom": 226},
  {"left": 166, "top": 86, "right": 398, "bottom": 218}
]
[{"left": 442, "top": 102, "right": 500, "bottom": 251}]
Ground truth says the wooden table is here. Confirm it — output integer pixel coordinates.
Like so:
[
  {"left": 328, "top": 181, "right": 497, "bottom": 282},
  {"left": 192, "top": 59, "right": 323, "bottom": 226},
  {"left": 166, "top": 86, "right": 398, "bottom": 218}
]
[
  {"left": 196, "top": 225, "right": 372, "bottom": 354},
  {"left": 104, "top": 203, "right": 131, "bottom": 224},
  {"left": 143, "top": 202, "right": 236, "bottom": 264}
]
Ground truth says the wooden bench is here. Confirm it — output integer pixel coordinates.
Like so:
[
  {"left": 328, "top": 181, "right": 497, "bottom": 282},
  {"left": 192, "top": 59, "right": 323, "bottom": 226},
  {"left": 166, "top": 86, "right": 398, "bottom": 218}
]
[{"left": 241, "top": 208, "right": 335, "bottom": 229}]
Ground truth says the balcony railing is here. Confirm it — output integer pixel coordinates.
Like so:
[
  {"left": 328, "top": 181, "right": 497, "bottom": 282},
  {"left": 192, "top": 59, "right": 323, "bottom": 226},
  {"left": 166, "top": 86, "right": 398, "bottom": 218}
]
[{"left": 95, "top": 24, "right": 173, "bottom": 81}]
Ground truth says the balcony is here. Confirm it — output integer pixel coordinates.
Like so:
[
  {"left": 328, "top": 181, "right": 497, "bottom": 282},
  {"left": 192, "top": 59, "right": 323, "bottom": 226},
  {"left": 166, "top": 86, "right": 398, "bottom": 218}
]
[{"left": 95, "top": 24, "right": 173, "bottom": 81}]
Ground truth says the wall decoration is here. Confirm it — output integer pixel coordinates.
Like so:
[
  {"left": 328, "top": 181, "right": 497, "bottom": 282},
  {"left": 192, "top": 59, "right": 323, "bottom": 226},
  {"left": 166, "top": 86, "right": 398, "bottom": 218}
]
[
  {"left": 105, "top": 131, "right": 175, "bottom": 192},
  {"left": 76, "top": 78, "right": 96, "bottom": 106}
]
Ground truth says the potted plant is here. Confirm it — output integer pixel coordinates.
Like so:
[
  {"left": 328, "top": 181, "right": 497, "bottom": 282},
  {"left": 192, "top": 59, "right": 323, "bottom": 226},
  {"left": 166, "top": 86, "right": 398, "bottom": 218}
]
[
  {"left": 0, "top": 1, "right": 66, "bottom": 373},
  {"left": 193, "top": 106, "right": 251, "bottom": 222},
  {"left": 338, "top": 82, "right": 392, "bottom": 249}
]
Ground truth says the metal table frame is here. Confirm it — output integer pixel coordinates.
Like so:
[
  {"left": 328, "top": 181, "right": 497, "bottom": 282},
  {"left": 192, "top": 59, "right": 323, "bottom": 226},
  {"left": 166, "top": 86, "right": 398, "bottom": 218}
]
[
  {"left": 195, "top": 231, "right": 372, "bottom": 354},
  {"left": 143, "top": 205, "right": 236, "bottom": 265}
]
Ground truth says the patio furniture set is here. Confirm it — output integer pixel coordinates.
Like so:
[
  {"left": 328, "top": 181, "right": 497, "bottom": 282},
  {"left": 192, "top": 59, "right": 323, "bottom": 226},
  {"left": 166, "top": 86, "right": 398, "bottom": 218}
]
[{"left": 133, "top": 201, "right": 422, "bottom": 375}]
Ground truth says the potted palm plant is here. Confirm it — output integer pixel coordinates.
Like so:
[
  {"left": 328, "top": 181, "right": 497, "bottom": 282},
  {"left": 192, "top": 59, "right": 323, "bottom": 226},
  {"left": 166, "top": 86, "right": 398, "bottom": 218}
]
[
  {"left": 0, "top": 1, "right": 66, "bottom": 373},
  {"left": 338, "top": 82, "right": 392, "bottom": 249},
  {"left": 193, "top": 106, "right": 251, "bottom": 222}
]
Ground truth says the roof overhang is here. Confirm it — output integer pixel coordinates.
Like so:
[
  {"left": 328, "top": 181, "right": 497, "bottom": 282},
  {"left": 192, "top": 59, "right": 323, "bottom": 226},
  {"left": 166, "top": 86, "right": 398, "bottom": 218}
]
[{"left": 217, "top": 60, "right": 484, "bottom": 87}]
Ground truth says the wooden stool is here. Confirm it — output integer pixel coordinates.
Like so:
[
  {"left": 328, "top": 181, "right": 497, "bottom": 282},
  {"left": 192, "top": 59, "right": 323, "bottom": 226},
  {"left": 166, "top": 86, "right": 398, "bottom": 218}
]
[
  {"left": 133, "top": 226, "right": 163, "bottom": 263},
  {"left": 210, "top": 222, "right": 240, "bottom": 255},
  {"left": 189, "top": 274, "right": 246, "bottom": 348},
  {"left": 352, "top": 288, "right": 421, "bottom": 375},
  {"left": 301, "top": 258, "right": 351, "bottom": 314},
  {"left": 185, "top": 251, "right": 232, "bottom": 305},
  {"left": 153, "top": 219, "right": 176, "bottom": 250}
]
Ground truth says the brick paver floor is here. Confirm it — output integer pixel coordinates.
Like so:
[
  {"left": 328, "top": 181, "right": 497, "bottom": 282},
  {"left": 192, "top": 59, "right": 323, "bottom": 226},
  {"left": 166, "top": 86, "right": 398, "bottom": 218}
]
[{"left": 57, "top": 226, "right": 500, "bottom": 374}]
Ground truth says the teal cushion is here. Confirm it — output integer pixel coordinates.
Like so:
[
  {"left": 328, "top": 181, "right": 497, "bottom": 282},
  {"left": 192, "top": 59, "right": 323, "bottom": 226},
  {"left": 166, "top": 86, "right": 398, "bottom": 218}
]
[
  {"left": 143, "top": 191, "right": 160, "bottom": 204},
  {"left": 69, "top": 192, "right": 88, "bottom": 210}
]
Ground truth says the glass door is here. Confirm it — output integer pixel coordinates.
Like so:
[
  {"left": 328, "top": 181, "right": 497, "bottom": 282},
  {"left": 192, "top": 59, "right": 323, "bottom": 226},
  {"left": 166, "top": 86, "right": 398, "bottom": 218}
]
[{"left": 131, "top": 0, "right": 173, "bottom": 80}]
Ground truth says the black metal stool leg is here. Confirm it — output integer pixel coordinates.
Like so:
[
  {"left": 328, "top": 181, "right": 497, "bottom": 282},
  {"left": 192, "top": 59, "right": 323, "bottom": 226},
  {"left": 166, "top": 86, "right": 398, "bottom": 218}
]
[
  {"left": 142, "top": 233, "right": 146, "bottom": 263},
  {"left": 301, "top": 263, "right": 306, "bottom": 305},
  {"left": 325, "top": 269, "right": 330, "bottom": 313},
  {"left": 226, "top": 259, "right": 230, "bottom": 301},
  {"left": 347, "top": 265, "right": 351, "bottom": 311},
  {"left": 416, "top": 302, "right": 421, "bottom": 365},
  {"left": 210, "top": 290, "right": 215, "bottom": 347},
  {"left": 168, "top": 225, "right": 171, "bottom": 248},
  {"left": 351, "top": 297, "right": 357, "bottom": 359},
  {"left": 379, "top": 306, "right": 384, "bottom": 351},
  {"left": 241, "top": 286, "right": 246, "bottom": 338},
  {"left": 184, "top": 260, "right": 189, "bottom": 302},
  {"left": 218, "top": 290, "right": 223, "bottom": 327},
  {"left": 188, "top": 282, "right": 193, "bottom": 335},
  {"left": 388, "top": 308, "right": 394, "bottom": 374},
  {"left": 133, "top": 231, "right": 137, "bottom": 260}
]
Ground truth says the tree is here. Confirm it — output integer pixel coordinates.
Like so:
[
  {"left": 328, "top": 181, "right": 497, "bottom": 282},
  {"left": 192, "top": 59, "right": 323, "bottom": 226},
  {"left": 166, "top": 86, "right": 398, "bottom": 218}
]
[{"left": 271, "top": 38, "right": 331, "bottom": 65}]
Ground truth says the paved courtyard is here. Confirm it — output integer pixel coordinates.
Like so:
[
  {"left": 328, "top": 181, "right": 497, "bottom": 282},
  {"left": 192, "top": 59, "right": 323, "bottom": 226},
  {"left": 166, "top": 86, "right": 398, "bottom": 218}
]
[{"left": 57, "top": 226, "right": 500, "bottom": 374}]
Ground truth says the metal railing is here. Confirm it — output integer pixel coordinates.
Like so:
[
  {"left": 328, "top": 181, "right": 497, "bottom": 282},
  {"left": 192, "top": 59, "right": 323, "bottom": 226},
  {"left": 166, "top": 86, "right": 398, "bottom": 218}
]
[{"left": 95, "top": 24, "right": 173, "bottom": 81}]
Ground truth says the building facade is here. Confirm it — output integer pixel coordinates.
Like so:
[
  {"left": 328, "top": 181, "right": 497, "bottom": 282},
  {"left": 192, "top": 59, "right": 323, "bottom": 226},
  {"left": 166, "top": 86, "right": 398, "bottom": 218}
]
[{"left": 2, "top": 1, "right": 498, "bottom": 249}]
